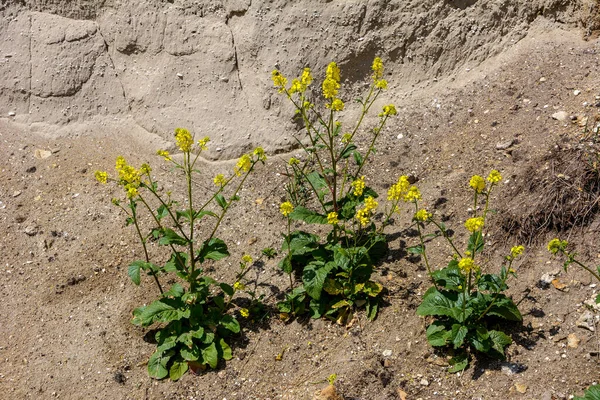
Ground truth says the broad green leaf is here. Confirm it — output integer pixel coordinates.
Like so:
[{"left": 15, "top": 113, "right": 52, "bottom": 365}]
[
  {"left": 425, "top": 321, "right": 451, "bottom": 347},
  {"left": 323, "top": 278, "right": 343, "bottom": 295},
  {"left": 169, "top": 359, "right": 188, "bottom": 381},
  {"left": 353, "top": 150, "right": 363, "bottom": 166},
  {"left": 136, "top": 299, "right": 190, "bottom": 326},
  {"left": 306, "top": 171, "right": 329, "bottom": 202},
  {"left": 202, "top": 342, "right": 219, "bottom": 369},
  {"left": 448, "top": 353, "right": 469, "bottom": 373},
  {"left": 467, "top": 231, "right": 484, "bottom": 254},
  {"left": 596, "top": 294, "right": 600, "bottom": 304},
  {"left": 451, "top": 324, "right": 468, "bottom": 349},
  {"left": 194, "top": 210, "right": 218, "bottom": 219},
  {"left": 289, "top": 206, "right": 328, "bottom": 224},
  {"left": 485, "top": 295, "right": 522, "bottom": 321},
  {"left": 159, "top": 228, "right": 189, "bottom": 246},
  {"left": 220, "top": 314, "right": 240, "bottom": 334},
  {"left": 278, "top": 256, "right": 293, "bottom": 274},
  {"left": 163, "top": 283, "right": 185, "bottom": 299},
  {"left": 180, "top": 343, "right": 200, "bottom": 361},
  {"left": 128, "top": 261, "right": 142, "bottom": 285},
  {"left": 488, "top": 330, "right": 512, "bottom": 357},
  {"left": 219, "top": 338, "right": 233, "bottom": 360},
  {"left": 431, "top": 261, "right": 464, "bottom": 291},
  {"left": 147, "top": 349, "right": 171, "bottom": 379},
  {"left": 176, "top": 332, "right": 194, "bottom": 348},
  {"left": 215, "top": 194, "right": 227, "bottom": 210},
  {"left": 407, "top": 245, "right": 424, "bottom": 255},
  {"left": 196, "top": 238, "right": 229, "bottom": 263},
  {"left": 303, "top": 261, "right": 334, "bottom": 300},
  {"left": 416, "top": 289, "right": 471, "bottom": 323},
  {"left": 164, "top": 252, "right": 188, "bottom": 273},
  {"left": 156, "top": 204, "right": 169, "bottom": 221},
  {"left": 363, "top": 281, "right": 383, "bottom": 297},
  {"left": 281, "top": 231, "right": 320, "bottom": 255},
  {"left": 220, "top": 283, "right": 234, "bottom": 296},
  {"left": 176, "top": 210, "right": 192, "bottom": 223},
  {"left": 131, "top": 305, "right": 146, "bottom": 326},
  {"left": 574, "top": 385, "right": 600, "bottom": 400},
  {"left": 477, "top": 273, "right": 506, "bottom": 292},
  {"left": 365, "top": 299, "right": 379, "bottom": 320},
  {"left": 340, "top": 144, "right": 357, "bottom": 159},
  {"left": 331, "top": 299, "right": 351, "bottom": 309}
]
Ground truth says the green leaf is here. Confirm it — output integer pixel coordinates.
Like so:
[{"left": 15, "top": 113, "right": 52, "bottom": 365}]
[
  {"left": 147, "top": 349, "right": 172, "bottom": 379},
  {"left": 215, "top": 194, "right": 227, "bottom": 210},
  {"left": 219, "top": 338, "right": 233, "bottom": 360},
  {"left": 135, "top": 299, "right": 190, "bottom": 326},
  {"left": 416, "top": 289, "right": 471, "bottom": 323},
  {"left": 194, "top": 210, "right": 218, "bottom": 220},
  {"left": 180, "top": 344, "right": 200, "bottom": 361},
  {"left": 488, "top": 330, "right": 512, "bottom": 357},
  {"left": 220, "top": 314, "right": 240, "bottom": 334},
  {"left": 323, "top": 278, "right": 343, "bottom": 295},
  {"left": 169, "top": 359, "right": 188, "bottom": 381},
  {"left": 448, "top": 353, "right": 469, "bottom": 373},
  {"left": 340, "top": 144, "right": 357, "bottom": 159},
  {"left": 365, "top": 299, "right": 379, "bottom": 320},
  {"left": 352, "top": 150, "right": 363, "bottom": 166},
  {"left": 202, "top": 342, "right": 219, "bottom": 369},
  {"left": 450, "top": 324, "right": 468, "bottom": 349},
  {"left": 278, "top": 256, "right": 293, "bottom": 274},
  {"left": 407, "top": 245, "right": 424, "bottom": 255},
  {"left": 289, "top": 206, "right": 328, "bottom": 224},
  {"left": 306, "top": 171, "right": 329, "bottom": 202},
  {"left": 159, "top": 228, "right": 189, "bottom": 246},
  {"left": 596, "top": 294, "right": 600, "bottom": 304},
  {"left": 220, "top": 283, "right": 234, "bottom": 296},
  {"left": 477, "top": 273, "right": 506, "bottom": 292},
  {"left": 485, "top": 295, "right": 522, "bottom": 321},
  {"left": 128, "top": 261, "right": 142, "bottom": 285},
  {"left": 467, "top": 231, "right": 484, "bottom": 254},
  {"left": 303, "top": 261, "right": 334, "bottom": 300},
  {"left": 176, "top": 210, "right": 192, "bottom": 223},
  {"left": 331, "top": 299, "right": 351, "bottom": 309},
  {"left": 156, "top": 204, "right": 169, "bottom": 221},
  {"left": 431, "top": 261, "right": 464, "bottom": 291},
  {"left": 163, "top": 283, "right": 185, "bottom": 299},
  {"left": 282, "top": 231, "right": 320, "bottom": 255},
  {"left": 196, "top": 238, "right": 229, "bottom": 263},
  {"left": 574, "top": 385, "right": 600, "bottom": 400},
  {"left": 363, "top": 281, "right": 383, "bottom": 297},
  {"left": 425, "top": 321, "right": 451, "bottom": 347}
]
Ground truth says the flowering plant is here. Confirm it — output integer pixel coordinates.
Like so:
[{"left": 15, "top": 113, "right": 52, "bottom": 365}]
[
  {"left": 95, "top": 129, "right": 265, "bottom": 380},
  {"left": 412, "top": 171, "right": 523, "bottom": 372},
  {"left": 272, "top": 58, "right": 398, "bottom": 324}
]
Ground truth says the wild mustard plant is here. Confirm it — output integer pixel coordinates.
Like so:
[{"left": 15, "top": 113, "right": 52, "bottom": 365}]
[
  {"left": 412, "top": 171, "right": 523, "bottom": 372},
  {"left": 548, "top": 238, "right": 600, "bottom": 303},
  {"left": 272, "top": 58, "right": 399, "bottom": 324},
  {"left": 95, "top": 129, "right": 265, "bottom": 380}
]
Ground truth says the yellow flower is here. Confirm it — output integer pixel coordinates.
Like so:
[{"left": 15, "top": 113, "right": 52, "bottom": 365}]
[
  {"left": 198, "top": 136, "right": 210, "bottom": 150},
  {"left": 327, "top": 212, "right": 339, "bottom": 225},
  {"left": 352, "top": 176, "right": 366, "bottom": 197},
  {"left": 280, "top": 201, "right": 294, "bottom": 217},
  {"left": 140, "top": 163, "right": 151, "bottom": 175},
  {"left": 288, "top": 157, "right": 300, "bottom": 166},
  {"left": 289, "top": 79, "right": 303, "bottom": 94},
  {"left": 156, "top": 150, "right": 171, "bottom": 161},
  {"left": 272, "top": 70, "right": 288, "bottom": 92},
  {"left": 355, "top": 208, "right": 370, "bottom": 227},
  {"left": 253, "top": 147, "right": 267, "bottom": 162},
  {"left": 213, "top": 174, "right": 226, "bottom": 186},
  {"left": 94, "top": 171, "right": 108, "bottom": 184},
  {"left": 372, "top": 57, "right": 384, "bottom": 80},
  {"left": 234, "top": 281, "right": 246, "bottom": 291},
  {"left": 364, "top": 196, "right": 378, "bottom": 211},
  {"left": 387, "top": 176, "right": 410, "bottom": 201},
  {"left": 125, "top": 184, "right": 138, "bottom": 199},
  {"left": 510, "top": 245, "right": 525, "bottom": 258},
  {"left": 469, "top": 175, "right": 486, "bottom": 193},
  {"left": 341, "top": 133, "right": 352, "bottom": 144},
  {"left": 175, "top": 128, "right": 193, "bottom": 152},
  {"left": 242, "top": 254, "right": 253, "bottom": 264},
  {"left": 301, "top": 67, "right": 313, "bottom": 87},
  {"left": 379, "top": 104, "right": 397, "bottom": 117},
  {"left": 326, "top": 62, "right": 341, "bottom": 83},
  {"left": 240, "top": 308, "right": 250, "bottom": 318},
  {"left": 322, "top": 77, "right": 340, "bottom": 99},
  {"left": 116, "top": 156, "right": 126, "bottom": 171},
  {"left": 415, "top": 209, "right": 432, "bottom": 222},
  {"left": 487, "top": 170, "right": 502, "bottom": 184},
  {"left": 547, "top": 238, "right": 567, "bottom": 254},
  {"left": 403, "top": 186, "right": 421, "bottom": 202},
  {"left": 111, "top": 198, "right": 120, "bottom": 206},
  {"left": 465, "top": 217, "right": 485, "bottom": 232},
  {"left": 375, "top": 79, "right": 388, "bottom": 89},
  {"left": 458, "top": 257, "right": 479, "bottom": 273},
  {"left": 235, "top": 154, "right": 252, "bottom": 176},
  {"left": 329, "top": 98, "right": 345, "bottom": 111}
]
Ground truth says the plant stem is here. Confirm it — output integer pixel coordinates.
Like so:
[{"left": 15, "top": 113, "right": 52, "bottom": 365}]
[
  {"left": 430, "top": 219, "right": 462, "bottom": 258},
  {"left": 414, "top": 202, "right": 437, "bottom": 289},
  {"left": 130, "top": 199, "right": 163, "bottom": 294}
]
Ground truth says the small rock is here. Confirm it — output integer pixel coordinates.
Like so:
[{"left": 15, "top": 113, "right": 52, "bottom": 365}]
[
  {"left": 24, "top": 226, "right": 39, "bottom": 236},
  {"left": 574, "top": 90, "right": 581, "bottom": 96},
  {"left": 539, "top": 273, "right": 556, "bottom": 288},
  {"left": 515, "top": 383, "right": 527, "bottom": 394},
  {"left": 8, "top": 111, "right": 16, "bottom": 116},
  {"left": 496, "top": 139, "right": 515, "bottom": 150},
  {"left": 25, "top": 166, "right": 36, "bottom": 173},
  {"left": 539, "top": 77, "right": 547, "bottom": 82},
  {"left": 419, "top": 378, "right": 429, "bottom": 386},
  {"left": 313, "top": 385, "right": 343, "bottom": 400},
  {"left": 501, "top": 362, "right": 526, "bottom": 375},
  {"left": 397, "top": 389, "right": 407, "bottom": 400},
  {"left": 552, "top": 111, "right": 569, "bottom": 121},
  {"left": 576, "top": 311, "right": 596, "bottom": 332},
  {"left": 567, "top": 333, "right": 580, "bottom": 348},
  {"left": 12, "top": 190, "right": 22, "bottom": 198},
  {"left": 34, "top": 149, "right": 52, "bottom": 159},
  {"left": 551, "top": 278, "right": 568, "bottom": 291},
  {"left": 383, "top": 359, "right": 392, "bottom": 368},
  {"left": 176, "top": 73, "right": 183, "bottom": 79},
  {"left": 382, "top": 349, "right": 392, "bottom": 357}
]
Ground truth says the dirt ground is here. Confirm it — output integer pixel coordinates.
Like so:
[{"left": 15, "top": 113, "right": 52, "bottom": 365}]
[{"left": 2, "top": 3, "right": 600, "bottom": 400}]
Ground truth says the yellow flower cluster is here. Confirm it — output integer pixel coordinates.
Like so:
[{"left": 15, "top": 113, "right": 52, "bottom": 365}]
[
  {"left": 213, "top": 174, "right": 226, "bottom": 186},
  {"left": 379, "top": 104, "right": 397, "bottom": 117},
  {"left": 253, "top": 147, "right": 267, "bottom": 162},
  {"left": 240, "top": 308, "right": 250, "bottom": 318},
  {"left": 198, "top": 136, "right": 210, "bottom": 151},
  {"left": 115, "top": 156, "right": 142, "bottom": 199},
  {"left": 458, "top": 257, "right": 479, "bottom": 273},
  {"left": 289, "top": 68, "right": 313, "bottom": 95},
  {"left": 351, "top": 176, "right": 366, "bottom": 197},
  {"left": 327, "top": 212, "right": 339, "bottom": 225},
  {"left": 364, "top": 196, "right": 378, "bottom": 211},
  {"left": 95, "top": 171, "right": 108, "bottom": 184},
  {"left": 288, "top": 157, "right": 300, "bottom": 166},
  {"left": 403, "top": 186, "right": 421, "bottom": 202},
  {"left": 415, "top": 209, "right": 432, "bottom": 222},
  {"left": 235, "top": 154, "right": 252, "bottom": 176},
  {"left": 234, "top": 281, "right": 246, "bottom": 291},
  {"left": 280, "top": 201, "right": 294, "bottom": 216},
  {"left": 510, "top": 245, "right": 525, "bottom": 258},
  {"left": 547, "top": 238, "right": 568, "bottom": 254},
  {"left": 272, "top": 70, "right": 288, "bottom": 93},
  {"left": 372, "top": 57, "right": 384, "bottom": 80},
  {"left": 469, "top": 175, "right": 485, "bottom": 193},
  {"left": 341, "top": 133, "right": 352, "bottom": 144},
  {"left": 487, "top": 170, "right": 502, "bottom": 184},
  {"left": 328, "top": 98, "right": 345, "bottom": 111},
  {"left": 242, "top": 254, "right": 253, "bottom": 264},
  {"left": 175, "top": 128, "right": 193, "bottom": 152},
  {"left": 355, "top": 208, "right": 371, "bottom": 227},
  {"left": 465, "top": 217, "right": 485, "bottom": 232},
  {"left": 156, "top": 149, "right": 171, "bottom": 161},
  {"left": 387, "top": 175, "right": 410, "bottom": 201},
  {"left": 322, "top": 62, "right": 341, "bottom": 99}
]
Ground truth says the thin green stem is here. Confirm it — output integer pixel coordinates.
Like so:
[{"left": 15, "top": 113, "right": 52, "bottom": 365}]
[
  {"left": 130, "top": 199, "right": 163, "bottom": 294},
  {"left": 430, "top": 219, "right": 462, "bottom": 258},
  {"left": 414, "top": 202, "right": 437, "bottom": 289}
]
